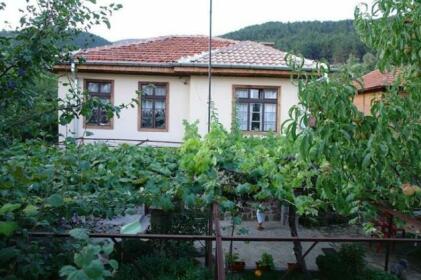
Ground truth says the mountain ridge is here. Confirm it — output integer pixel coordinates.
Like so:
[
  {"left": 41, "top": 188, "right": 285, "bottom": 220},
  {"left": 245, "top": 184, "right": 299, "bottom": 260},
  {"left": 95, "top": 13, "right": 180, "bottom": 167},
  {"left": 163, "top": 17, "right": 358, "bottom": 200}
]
[{"left": 222, "top": 19, "right": 369, "bottom": 64}]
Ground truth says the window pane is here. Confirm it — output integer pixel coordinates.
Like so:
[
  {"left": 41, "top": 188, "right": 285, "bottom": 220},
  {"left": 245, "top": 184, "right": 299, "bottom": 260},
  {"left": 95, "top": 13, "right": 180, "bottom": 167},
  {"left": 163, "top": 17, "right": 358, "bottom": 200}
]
[
  {"left": 236, "top": 89, "right": 248, "bottom": 98},
  {"left": 87, "top": 82, "right": 99, "bottom": 92},
  {"left": 250, "top": 89, "right": 260, "bottom": 99},
  {"left": 250, "top": 103, "right": 262, "bottom": 131},
  {"left": 141, "top": 99, "right": 153, "bottom": 110},
  {"left": 141, "top": 109, "right": 153, "bottom": 128},
  {"left": 142, "top": 85, "right": 154, "bottom": 96},
  {"left": 264, "top": 89, "right": 277, "bottom": 99},
  {"left": 236, "top": 103, "right": 248, "bottom": 130},
  {"left": 99, "top": 109, "right": 109, "bottom": 125},
  {"left": 251, "top": 122, "right": 261, "bottom": 131},
  {"left": 154, "top": 100, "right": 166, "bottom": 128},
  {"left": 100, "top": 83, "right": 111, "bottom": 94},
  {"left": 264, "top": 103, "right": 276, "bottom": 131},
  {"left": 155, "top": 86, "right": 166, "bottom": 96},
  {"left": 87, "top": 108, "right": 99, "bottom": 124}
]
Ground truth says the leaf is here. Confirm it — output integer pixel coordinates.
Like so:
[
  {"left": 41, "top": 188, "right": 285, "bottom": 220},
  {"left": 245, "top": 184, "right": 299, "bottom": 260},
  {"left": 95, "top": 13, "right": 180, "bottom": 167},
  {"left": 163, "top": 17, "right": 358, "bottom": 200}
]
[
  {"left": 0, "top": 203, "right": 21, "bottom": 215},
  {"left": 83, "top": 259, "right": 104, "bottom": 279},
  {"left": 64, "top": 269, "right": 89, "bottom": 280},
  {"left": 69, "top": 228, "right": 89, "bottom": 241},
  {"left": 0, "top": 247, "right": 19, "bottom": 264},
  {"left": 120, "top": 220, "right": 143, "bottom": 235},
  {"left": 59, "top": 265, "right": 77, "bottom": 277},
  {"left": 109, "top": 259, "right": 118, "bottom": 270},
  {"left": 0, "top": 221, "right": 18, "bottom": 236},
  {"left": 47, "top": 193, "right": 64, "bottom": 207},
  {"left": 102, "top": 243, "right": 114, "bottom": 255},
  {"left": 362, "top": 153, "right": 371, "bottom": 168},
  {"left": 22, "top": 204, "right": 38, "bottom": 216}
]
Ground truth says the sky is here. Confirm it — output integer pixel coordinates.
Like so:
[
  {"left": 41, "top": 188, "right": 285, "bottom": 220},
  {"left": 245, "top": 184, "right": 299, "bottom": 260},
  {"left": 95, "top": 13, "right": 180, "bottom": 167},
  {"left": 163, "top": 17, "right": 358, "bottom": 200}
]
[{"left": 1, "top": 0, "right": 374, "bottom": 42}]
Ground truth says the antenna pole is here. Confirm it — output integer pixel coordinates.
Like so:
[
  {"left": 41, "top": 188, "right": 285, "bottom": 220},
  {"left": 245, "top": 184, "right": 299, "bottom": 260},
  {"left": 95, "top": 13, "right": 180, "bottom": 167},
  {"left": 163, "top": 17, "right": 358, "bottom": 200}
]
[{"left": 207, "top": 0, "right": 213, "bottom": 132}]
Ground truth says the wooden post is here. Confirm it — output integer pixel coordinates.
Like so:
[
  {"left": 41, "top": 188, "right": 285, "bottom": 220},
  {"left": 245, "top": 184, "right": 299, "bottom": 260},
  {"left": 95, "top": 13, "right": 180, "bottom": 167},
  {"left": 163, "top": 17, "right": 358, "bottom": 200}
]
[
  {"left": 205, "top": 205, "right": 213, "bottom": 268},
  {"left": 213, "top": 203, "right": 225, "bottom": 280},
  {"left": 384, "top": 214, "right": 393, "bottom": 271}
]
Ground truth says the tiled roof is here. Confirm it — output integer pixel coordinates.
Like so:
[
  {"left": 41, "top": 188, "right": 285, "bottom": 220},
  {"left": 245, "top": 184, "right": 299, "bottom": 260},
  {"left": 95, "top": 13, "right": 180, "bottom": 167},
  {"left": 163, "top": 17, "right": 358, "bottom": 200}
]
[
  {"left": 77, "top": 36, "right": 235, "bottom": 64},
  {"left": 76, "top": 35, "right": 315, "bottom": 70},
  {"left": 181, "top": 41, "right": 315, "bottom": 68},
  {"left": 357, "top": 69, "right": 397, "bottom": 93}
]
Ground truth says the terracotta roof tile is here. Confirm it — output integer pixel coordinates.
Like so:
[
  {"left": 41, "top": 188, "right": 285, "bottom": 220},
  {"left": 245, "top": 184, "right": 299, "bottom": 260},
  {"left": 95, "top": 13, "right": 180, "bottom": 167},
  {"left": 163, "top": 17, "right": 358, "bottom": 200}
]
[
  {"left": 77, "top": 36, "right": 235, "bottom": 64},
  {"left": 76, "top": 35, "right": 315, "bottom": 69},
  {"left": 180, "top": 41, "right": 315, "bottom": 68},
  {"left": 357, "top": 69, "right": 397, "bottom": 92}
]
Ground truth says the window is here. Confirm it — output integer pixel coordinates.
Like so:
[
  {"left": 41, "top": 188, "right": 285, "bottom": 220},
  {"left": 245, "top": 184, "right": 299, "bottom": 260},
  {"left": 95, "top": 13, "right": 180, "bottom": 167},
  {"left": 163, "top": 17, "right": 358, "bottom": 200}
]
[
  {"left": 139, "top": 82, "right": 168, "bottom": 130},
  {"left": 84, "top": 80, "right": 113, "bottom": 128},
  {"left": 234, "top": 86, "right": 279, "bottom": 132}
]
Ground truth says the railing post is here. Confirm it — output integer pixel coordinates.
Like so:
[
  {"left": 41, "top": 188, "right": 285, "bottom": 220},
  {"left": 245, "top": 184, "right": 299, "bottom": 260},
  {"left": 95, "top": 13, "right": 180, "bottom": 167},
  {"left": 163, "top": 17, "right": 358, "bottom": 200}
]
[
  {"left": 205, "top": 205, "right": 213, "bottom": 268},
  {"left": 213, "top": 202, "right": 225, "bottom": 280},
  {"left": 384, "top": 214, "right": 393, "bottom": 271}
]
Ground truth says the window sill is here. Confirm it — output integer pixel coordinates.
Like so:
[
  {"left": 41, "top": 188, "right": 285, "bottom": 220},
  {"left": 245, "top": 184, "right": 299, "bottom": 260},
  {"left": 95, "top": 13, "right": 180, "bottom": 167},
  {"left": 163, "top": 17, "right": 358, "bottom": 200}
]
[
  {"left": 241, "top": 130, "right": 278, "bottom": 136},
  {"left": 138, "top": 127, "right": 168, "bottom": 132},
  {"left": 84, "top": 124, "right": 114, "bottom": 130}
]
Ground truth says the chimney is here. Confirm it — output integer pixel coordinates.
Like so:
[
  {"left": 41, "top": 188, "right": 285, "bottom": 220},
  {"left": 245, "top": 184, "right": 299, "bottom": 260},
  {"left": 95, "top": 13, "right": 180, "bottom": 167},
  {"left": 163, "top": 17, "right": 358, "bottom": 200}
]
[{"left": 261, "top": 42, "right": 275, "bottom": 47}]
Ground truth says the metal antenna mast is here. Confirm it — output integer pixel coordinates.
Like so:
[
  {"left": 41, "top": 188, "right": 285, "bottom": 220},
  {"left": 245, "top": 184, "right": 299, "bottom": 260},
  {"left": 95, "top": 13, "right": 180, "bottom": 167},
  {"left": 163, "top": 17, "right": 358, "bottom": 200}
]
[{"left": 207, "top": 0, "right": 213, "bottom": 132}]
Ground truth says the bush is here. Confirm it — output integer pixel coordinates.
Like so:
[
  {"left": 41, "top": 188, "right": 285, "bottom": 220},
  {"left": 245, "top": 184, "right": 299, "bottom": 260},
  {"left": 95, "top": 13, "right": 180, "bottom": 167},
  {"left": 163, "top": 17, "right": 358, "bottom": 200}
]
[
  {"left": 363, "top": 269, "right": 398, "bottom": 280},
  {"left": 114, "top": 256, "right": 212, "bottom": 280},
  {"left": 316, "top": 244, "right": 397, "bottom": 280}
]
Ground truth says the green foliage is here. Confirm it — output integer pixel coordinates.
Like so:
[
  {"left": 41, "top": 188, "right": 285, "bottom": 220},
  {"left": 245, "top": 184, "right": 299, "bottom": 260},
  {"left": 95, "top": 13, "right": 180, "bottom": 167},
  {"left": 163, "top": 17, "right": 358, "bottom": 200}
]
[
  {"left": 285, "top": 0, "right": 421, "bottom": 221},
  {"left": 257, "top": 252, "right": 275, "bottom": 270},
  {"left": 0, "top": 30, "right": 110, "bottom": 49},
  {"left": 0, "top": 0, "right": 122, "bottom": 146},
  {"left": 225, "top": 252, "right": 241, "bottom": 264},
  {"left": 316, "top": 244, "right": 397, "bottom": 280},
  {"left": 223, "top": 20, "right": 369, "bottom": 63},
  {"left": 355, "top": 0, "right": 420, "bottom": 72},
  {"left": 60, "top": 241, "right": 118, "bottom": 280},
  {"left": 0, "top": 142, "right": 178, "bottom": 279},
  {"left": 114, "top": 256, "right": 212, "bottom": 280}
]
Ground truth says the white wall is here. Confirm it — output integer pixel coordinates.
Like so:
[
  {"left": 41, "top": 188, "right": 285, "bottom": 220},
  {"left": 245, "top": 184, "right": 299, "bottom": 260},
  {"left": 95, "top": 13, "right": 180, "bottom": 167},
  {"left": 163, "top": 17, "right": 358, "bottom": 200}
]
[
  {"left": 189, "top": 76, "right": 299, "bottom": 135},
  {"left": 58, "top": 73, "right": 299, "bottom": 144}
]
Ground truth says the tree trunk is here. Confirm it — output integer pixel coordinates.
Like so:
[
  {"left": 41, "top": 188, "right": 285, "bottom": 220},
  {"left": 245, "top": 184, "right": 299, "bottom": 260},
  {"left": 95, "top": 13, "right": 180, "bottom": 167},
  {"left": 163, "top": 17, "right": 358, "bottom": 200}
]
[{"left": 288, "top": 205, "right": 312, "bottom": 280}]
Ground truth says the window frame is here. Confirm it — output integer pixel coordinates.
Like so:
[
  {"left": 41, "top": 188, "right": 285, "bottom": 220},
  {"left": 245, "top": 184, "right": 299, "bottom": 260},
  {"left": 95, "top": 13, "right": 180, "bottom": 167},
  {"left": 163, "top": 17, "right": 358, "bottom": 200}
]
[
  {"left": 138, "top": 81, "right": 169, "bottom": 132},
  {"left": 83, "top": 79, "right": 114, "bottom": 130},
  {"left": 232, "top": 85, "right": 281, "bottom": 133}
]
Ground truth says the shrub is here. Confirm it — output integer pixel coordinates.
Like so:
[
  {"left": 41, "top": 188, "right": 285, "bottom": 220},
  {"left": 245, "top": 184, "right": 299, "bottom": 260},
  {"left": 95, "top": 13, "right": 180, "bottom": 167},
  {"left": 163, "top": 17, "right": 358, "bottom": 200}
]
[
  {"left": 316, "top": 244, "right": 397, "bottom": 280},
  {"left": 257, "top": 252, "right": 275, "bottom": 270},
  {"left": 114, "top": 256, "right": 212, "bottom": 280},
  {"left": 363, "top": 269, "right": 398, "bottom": 280}
]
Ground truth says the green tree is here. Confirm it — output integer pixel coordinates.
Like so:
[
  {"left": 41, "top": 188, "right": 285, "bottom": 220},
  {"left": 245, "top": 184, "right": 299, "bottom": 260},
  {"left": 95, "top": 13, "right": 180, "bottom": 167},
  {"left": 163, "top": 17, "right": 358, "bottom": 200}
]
[
  {"left": 0, "top": 0, "right": 122, "bottom": 146},
  {"left": 285, "top": 0, "right": 421, "bottom": 224}
]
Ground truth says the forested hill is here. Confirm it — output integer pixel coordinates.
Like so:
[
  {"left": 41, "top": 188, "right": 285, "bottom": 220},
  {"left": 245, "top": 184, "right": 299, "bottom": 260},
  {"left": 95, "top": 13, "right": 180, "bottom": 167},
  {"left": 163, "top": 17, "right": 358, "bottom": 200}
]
[
  {"left": 223, "top": 20, "right": 369, "bottom": 64},
  {"left": 0, "top": 30, "right": 110, "bottom": 49}
]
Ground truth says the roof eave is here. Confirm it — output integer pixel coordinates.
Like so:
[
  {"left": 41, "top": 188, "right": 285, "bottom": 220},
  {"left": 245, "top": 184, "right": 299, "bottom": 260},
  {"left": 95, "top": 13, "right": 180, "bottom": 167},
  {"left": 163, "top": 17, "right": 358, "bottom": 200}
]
[{"left": 55, "top": 60, "right": 317, "bottom": 72}]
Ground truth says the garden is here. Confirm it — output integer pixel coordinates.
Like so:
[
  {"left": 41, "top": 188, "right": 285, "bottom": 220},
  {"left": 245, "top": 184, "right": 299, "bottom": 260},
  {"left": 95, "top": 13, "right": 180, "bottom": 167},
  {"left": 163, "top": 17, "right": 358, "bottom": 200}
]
[{"left": 0, "top": 0, "right": 420, "bottom": 279}]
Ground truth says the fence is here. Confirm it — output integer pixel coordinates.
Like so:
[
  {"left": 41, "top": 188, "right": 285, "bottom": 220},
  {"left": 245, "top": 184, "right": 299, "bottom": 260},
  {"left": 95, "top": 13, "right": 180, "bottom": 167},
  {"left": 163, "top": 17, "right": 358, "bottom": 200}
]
[{"left": 24, "top": 203, "right": 421, "bottom": 280}]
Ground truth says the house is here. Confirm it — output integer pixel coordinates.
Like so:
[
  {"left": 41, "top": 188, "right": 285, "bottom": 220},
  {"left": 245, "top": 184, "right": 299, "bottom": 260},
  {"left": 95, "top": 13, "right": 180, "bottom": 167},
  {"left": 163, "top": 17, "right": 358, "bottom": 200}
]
[
  {"left": 354, "top": 69, "right": 397, "bottom": 115},
  {"left": 55, "top": 35, "right": 316, "bottom": 145}
]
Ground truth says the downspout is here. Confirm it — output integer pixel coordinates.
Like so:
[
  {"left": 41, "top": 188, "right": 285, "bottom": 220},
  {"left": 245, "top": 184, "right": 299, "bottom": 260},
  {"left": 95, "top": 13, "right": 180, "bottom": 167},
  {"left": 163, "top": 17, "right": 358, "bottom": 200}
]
[
  {"left": 207, "top": 0, "right": 213, "bottom": 133},
  {"left": 70, "top": 59, "right": 79, "bottom": 139}
]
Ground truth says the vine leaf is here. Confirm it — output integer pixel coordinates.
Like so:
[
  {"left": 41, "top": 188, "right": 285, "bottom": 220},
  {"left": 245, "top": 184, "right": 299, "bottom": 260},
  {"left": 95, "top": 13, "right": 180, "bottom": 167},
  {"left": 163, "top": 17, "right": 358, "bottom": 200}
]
[
  {"left": 0, "top": 221, "right": 18, "bottom": 236},
  {"left": 0, "top": 203, "right": 21, "bottom": 215},
  {"left": 69, "top": 228, "right": 89, "bottom": 241},
  {"left": 46, "top": 194, "right": 64, "bottom": 207},
  {"left": 120, "top": 220, "right": 143, "bottom": 235}
]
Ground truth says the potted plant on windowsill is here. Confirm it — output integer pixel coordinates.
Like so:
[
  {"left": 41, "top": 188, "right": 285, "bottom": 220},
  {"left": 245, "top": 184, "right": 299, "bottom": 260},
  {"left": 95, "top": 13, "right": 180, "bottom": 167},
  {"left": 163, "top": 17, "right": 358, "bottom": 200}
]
[
  {"left": 256, "top": 252, "right": 274, "bottom": 271},
  {"left": 226, "top": 252, "right": 245, "bottom": 272}
]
